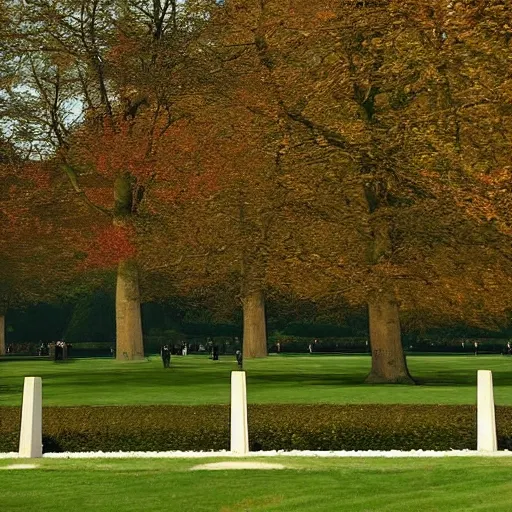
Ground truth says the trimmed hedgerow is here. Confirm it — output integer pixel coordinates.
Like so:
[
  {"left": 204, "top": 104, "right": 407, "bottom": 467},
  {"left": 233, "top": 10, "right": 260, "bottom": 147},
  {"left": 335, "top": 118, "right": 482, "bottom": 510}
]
[
  {"left": 1, "top": 404, "right": 512, "bottom": 453},
  {"left": 0, "top": 407, "right": 21, "bottom": 453},
  {"left": 248, "top": 405, "right": 477, "bottom": 451},
  {"left": 0, "top": 406, "right": 229, "bottom": 453}
]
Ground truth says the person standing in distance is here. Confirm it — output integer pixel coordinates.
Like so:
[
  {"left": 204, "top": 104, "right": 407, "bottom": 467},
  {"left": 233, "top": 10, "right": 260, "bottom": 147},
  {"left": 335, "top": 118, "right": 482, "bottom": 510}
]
[
  {"left": 235, "top": 350, "right": 243, "bottom": 369},
  {"left": 161, "top": 344, "right": 171, "bottom": 368}
]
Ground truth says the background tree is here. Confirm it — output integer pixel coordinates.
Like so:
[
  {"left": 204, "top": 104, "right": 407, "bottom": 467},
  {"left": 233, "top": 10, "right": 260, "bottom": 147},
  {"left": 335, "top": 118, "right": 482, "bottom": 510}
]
[
  {"left": 135, "top": 12, "right": 302, "bottom": 359},
  {"left": 2, "top": 0, "right": 216, "bottom": 359},
  {"left": 0, "top": 144, "right": 103, "bottom": 354},
  {"left": 211, "top": 0, "right": 512, "bottom": 382}
]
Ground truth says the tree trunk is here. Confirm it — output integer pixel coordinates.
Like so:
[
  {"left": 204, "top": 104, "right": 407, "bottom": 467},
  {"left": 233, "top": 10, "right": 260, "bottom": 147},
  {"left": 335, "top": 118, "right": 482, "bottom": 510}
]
[
  {"left": 116, "top": 258, "right": 144, "bottom": 360},
  {"left": 242, "top": 289, "right": 267, "bottom": 359},
  {"left": 0, "top": 314, "right": 5, "bottom": 356},
  {"left": 362, "top": 180, "right": 414, "bottom": 384},
  {"left": 114, "top": 173, "right": 144, "bottom": 360},
  {"left": 365, "top": 294, "right": 414, "bottom": 384}
]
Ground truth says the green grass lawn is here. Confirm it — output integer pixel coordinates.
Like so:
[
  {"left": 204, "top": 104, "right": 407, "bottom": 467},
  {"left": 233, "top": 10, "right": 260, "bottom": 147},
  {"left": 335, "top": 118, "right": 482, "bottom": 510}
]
[
  {"left": 1, "top": 457, "right": 512, "bottom": 511},
  {"left": 1, "top": 354, "right": 512, "bottom": 407}
]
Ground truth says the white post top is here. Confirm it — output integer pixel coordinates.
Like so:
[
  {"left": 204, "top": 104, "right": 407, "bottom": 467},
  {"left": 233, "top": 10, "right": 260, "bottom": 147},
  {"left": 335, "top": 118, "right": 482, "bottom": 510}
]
[
  {"left": 231, "top": 370, "right": 249, "bottom": 455},
  {"left": 19, "top": 376, "right": 43, "bottom": 458},
  {"left": 477, "top": 370, "right": 497, "bottom": 452}
]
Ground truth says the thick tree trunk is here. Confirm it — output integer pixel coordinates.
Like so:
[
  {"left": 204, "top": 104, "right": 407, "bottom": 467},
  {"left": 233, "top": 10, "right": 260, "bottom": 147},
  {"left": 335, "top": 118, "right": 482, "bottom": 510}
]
[
  {"left": 362, "top": 180, "right": 414, "bottom": 384},
  {"left": 242, "top": 289, "right": 267, "bottom": 359},
  {"left": 114, "top": 173, "right": 144, "bottom": 360},
  {"left": 0, "top": 314, "right": 5, "bottom": 356},
  {"left": 116, "top": 258, "right": 144, "bottom": 360},
  {"left": 365, "top": 294, "right": 414, "bottom": 384}
]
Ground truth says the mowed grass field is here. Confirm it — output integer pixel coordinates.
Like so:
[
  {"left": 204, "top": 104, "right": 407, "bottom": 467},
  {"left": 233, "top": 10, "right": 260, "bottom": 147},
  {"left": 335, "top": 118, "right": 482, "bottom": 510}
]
[
  {"left": 1, "top": 354, "right": 512, "bottom": 406},
  {"left": 1, "top": 457, "right": 512, "bottom": 512}
]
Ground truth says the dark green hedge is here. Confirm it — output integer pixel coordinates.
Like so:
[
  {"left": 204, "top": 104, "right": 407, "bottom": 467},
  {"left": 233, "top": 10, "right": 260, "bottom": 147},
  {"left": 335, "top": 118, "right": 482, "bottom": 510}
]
[{"left": 2, "top": 405, "right": 512, "bottom": 453}]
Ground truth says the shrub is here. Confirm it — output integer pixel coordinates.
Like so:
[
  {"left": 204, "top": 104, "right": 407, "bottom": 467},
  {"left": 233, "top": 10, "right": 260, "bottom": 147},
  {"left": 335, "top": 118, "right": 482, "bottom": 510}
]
[
  {"left": 248, "top": 405, "right": 477, "bottom": 451},
  {"left": 1, "top": 404, "right": 512, "bottom": 453},
  {"left": 0, "top": 406, "right": 229, "bottom": 453}
]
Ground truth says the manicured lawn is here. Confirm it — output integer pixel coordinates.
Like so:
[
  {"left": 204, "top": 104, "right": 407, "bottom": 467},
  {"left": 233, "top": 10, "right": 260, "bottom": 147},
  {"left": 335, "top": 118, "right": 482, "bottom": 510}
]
[
  {"left": 1, "top": 457, "right": 512, "bottom": 511},
  {"left": 1, "top": 354, "right": 512, "bottom": 406}
]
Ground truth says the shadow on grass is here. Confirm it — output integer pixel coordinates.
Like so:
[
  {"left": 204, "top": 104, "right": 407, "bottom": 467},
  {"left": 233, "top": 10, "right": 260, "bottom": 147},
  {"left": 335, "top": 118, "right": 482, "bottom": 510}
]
[
  {"left": 247, "top": 372, "right": 370, "bottom": 386},
  {"left": 248, "top": 370, "right": 512, "bottom": 387},
  {"left": 0, "top": 384, "right": 23, "bottom": 396}
]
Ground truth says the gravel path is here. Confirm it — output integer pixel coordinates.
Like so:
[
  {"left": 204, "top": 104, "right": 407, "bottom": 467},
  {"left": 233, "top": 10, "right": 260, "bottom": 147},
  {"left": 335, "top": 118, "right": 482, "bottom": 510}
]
[{"left": 2, "top": 449, "right": 512, "bottom": 459}]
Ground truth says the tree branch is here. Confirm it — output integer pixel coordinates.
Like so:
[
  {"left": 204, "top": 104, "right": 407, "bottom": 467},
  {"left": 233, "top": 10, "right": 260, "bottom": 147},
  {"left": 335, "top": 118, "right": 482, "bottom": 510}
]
[{"left": 62, "top": 164, "right": 112, "bottom": 217}]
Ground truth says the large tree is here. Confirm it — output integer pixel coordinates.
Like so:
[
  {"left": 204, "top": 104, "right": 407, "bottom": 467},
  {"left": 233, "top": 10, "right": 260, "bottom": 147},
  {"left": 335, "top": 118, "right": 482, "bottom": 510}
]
[
  {"left": 2, "top": 0, "right": 215, "bottom": 359},
  {"left": 135, "top": 13, "right": 295, "bottom": 359},
  {"left": 210, "top": 0, "right": 512, "bottom": 382},
  {"left": 137, "top": 101, "right": 283, "bottom": 359}
]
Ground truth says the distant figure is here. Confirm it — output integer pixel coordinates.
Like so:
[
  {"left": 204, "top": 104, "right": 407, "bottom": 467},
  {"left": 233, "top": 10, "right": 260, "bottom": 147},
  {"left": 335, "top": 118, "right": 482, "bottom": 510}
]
[
  {"left": 212, "top": 345, "right": 219, "bottom": 361},
  {"left": 507, "top": 342, "right": 511, "bottom": 355},
  {"left": 182, "top": 342, "right": 188, "bottom": 356},
  {"left": 277, "top": 342, "right": 281, "bottom": 353},
  {"left": 461, "top": 341, "right": 465, "bottom": 350},
  {"left": 235, "top": 350, "right": 243, "bottom": 369},
  {"left": 161, "top": 344, "right": 171, "bottom": 368},
  {"left": 110, "top": 346, "right": 115, "bottom": 358},
  {"left": 55, "top": 340, "right": 64, "bottom": 360},
  {"left": 474, "top": 341, "right": 479, "bottom": 356},
  {"left": 308, "top": 343, "right": 313, "bottom": 354}
]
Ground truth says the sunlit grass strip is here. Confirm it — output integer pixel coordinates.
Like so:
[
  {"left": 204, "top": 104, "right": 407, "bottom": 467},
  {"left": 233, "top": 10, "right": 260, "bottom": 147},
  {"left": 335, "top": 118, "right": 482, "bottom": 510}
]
[
  {"left": 2, "top": 354, "right": 512, "bottom": 406},
  {"left": 2, "top": 457, "right": 512, "bottom": 512}
]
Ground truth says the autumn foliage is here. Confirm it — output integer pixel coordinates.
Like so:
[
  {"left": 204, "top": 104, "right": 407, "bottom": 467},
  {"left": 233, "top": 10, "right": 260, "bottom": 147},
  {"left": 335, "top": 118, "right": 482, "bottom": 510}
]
[{"left": 2, "top": 0, "right": 512, "bottom": 373}]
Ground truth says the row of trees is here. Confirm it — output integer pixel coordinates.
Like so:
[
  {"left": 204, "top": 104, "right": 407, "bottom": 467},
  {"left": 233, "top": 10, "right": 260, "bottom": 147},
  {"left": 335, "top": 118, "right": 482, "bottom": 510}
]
[{"left": 1, "top": 0, "right": 511, "bottom": 383}]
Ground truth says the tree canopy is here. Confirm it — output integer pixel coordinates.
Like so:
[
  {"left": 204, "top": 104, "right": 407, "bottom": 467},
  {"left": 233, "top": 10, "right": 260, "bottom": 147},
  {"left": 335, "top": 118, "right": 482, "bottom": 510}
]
[{"left": 1, "top": 0, "right": 511, "bottom": 380}]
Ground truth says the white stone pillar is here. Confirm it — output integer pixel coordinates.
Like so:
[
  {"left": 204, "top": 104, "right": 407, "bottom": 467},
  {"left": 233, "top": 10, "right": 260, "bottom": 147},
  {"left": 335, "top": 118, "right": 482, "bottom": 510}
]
[
  {"left": 477, "top": 370, "right": 497, "bottom": 452},
  {"left": 18, "top": 377, "right": 43, "bottom": 458},
  {"left": 230, "top": 371, "right": 249, "bottom": 455}
]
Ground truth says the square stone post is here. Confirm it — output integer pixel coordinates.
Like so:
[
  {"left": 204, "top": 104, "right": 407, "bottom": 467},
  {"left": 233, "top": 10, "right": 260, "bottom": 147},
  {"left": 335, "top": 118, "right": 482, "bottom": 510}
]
[
  {"left": 230, "top": 371, "right": 249, "bottom": 455},
  {"left": 477, "top": 370, "right": 497, "bottom": 452},
  {"left": 18, "top": 377, "right": 43, "bottom": 458}
]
